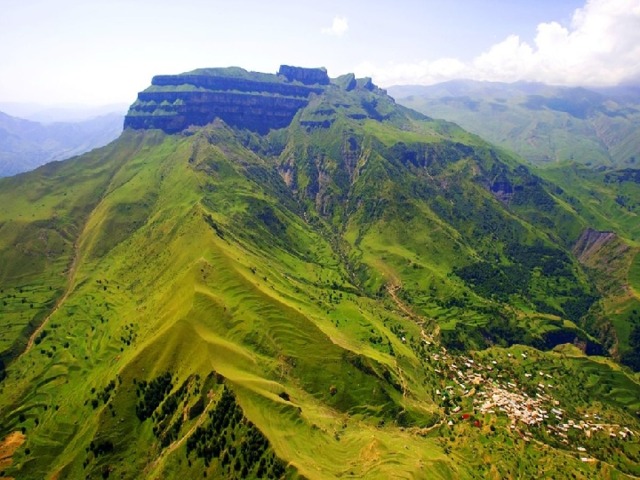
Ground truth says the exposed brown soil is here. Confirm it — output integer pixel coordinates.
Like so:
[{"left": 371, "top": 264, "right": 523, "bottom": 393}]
[{"left": 0, "top": 431, "right": 26, "bottom": 479}]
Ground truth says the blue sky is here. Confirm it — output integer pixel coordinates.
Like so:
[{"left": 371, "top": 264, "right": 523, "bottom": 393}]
[{"left": 0, "top": 0, "right": 638, "bottom": 106}]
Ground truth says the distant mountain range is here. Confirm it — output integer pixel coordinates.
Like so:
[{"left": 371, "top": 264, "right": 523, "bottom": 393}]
[
  {"left": 0, "top": 110, "right": 124, "bottom": 177},
  {"left": 389, "top": 80, "right": 640, "bottom": 168},
  {"left": 0, "top": 102, "right": 129, "bottom": 123}
]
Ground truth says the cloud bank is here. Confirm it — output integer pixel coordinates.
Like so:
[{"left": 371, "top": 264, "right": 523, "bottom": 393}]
[
  {"left": 322, "top": 16, "right": 348, "bottom": 37},
  {"left": 357, "top": 0, "right": 640, "bottom": 87}
]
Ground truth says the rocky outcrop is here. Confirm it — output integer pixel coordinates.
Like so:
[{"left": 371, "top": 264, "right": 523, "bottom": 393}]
[
  {"left": 572, "top": 228, "right": 618, "bottom": 263},
  {"left": 124, "top": 66, "right": 388, "bottom": 135},
  {"left": 124, "top": 92, "right": 310, "bottom": 134},
  {"left": 124, "top": 66, "right": 332, "bottom": 134},
  {"left": 277, "top": 65, "right": 329, "bottom": 85}
]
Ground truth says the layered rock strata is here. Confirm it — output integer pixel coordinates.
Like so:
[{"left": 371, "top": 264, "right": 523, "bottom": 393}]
[{"left": 125, "top": 65, "right": 331, "bottom": 134}]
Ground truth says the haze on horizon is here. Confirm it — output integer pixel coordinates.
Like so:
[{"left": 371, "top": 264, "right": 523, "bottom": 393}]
[{"left": 0, "top": 0, "right": 639, "bottom": 107}]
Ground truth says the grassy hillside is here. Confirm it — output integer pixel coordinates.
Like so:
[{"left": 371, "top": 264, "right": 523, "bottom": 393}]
[
  {"left": 536, "top": 164, "right": 640, "bottom": 369},
  {"left": 0, "top": 80, "right": 639, "bottom": 479},
  {"left": 390, "top": 79, "right": 640, "bottom": 371}
]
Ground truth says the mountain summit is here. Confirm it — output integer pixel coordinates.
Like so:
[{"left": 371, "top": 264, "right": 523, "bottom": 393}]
[
  {"left": 124, "top": 65, "right": 385, "bottom": 134},
  {"left": 0, "top": 66, "right": 639, "bottom": 479}
]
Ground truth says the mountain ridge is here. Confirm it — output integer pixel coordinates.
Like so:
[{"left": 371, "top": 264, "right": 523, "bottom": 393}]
[{"left": 389, "top": 79, "right": 640, "bottom": 168}]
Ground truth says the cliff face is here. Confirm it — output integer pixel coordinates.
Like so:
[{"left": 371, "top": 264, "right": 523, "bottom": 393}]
[
  {"left": 124, "top": 65, "right": 335, "bottom": 134},
  {"left": 278, "top": 65, "right": 329, "bottom": 85},
  {"left": 573, "top": 228, "right": 619, "bottom": 264}
]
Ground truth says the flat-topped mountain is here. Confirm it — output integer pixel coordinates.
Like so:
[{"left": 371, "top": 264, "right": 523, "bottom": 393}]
[{"left": 124, "top": 65, "right": 381, "bottom": 134}]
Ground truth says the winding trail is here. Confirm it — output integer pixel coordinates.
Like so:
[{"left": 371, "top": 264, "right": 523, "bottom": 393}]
[
  {"left": 18, "top": 144, "right": 133, "bottom": 359},
  {"left": 148, "top": 395, "right": 216, "bottom": 478},
  {"left": 385, "top": 281, "right": 437, "bottom": 399},
  {"left": 386, "top": 281, "right": 437, "bottom": 342},
  {"left": 23, "top": 239, "right": 82, "bottom": 355},
  {"left": 386, "top": 283, "right": 420, "bottom": 324}
]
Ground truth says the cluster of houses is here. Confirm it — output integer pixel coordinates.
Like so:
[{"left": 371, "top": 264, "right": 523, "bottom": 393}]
[{"left": 424, "top": 344, "right": 636, "bottom": 459}]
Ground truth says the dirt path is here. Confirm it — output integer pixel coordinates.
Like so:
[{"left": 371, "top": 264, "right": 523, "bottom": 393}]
[
  {"left": 18, "top": 151, "right": 130, "bottom": 360},
  {"left": 386, "top": 282, "right": 438, "bottom": 342},
  {"left": 395, "top": 363, "right": 409, "bottom": 398},
  {"left": 23, "top": 239, "right": 81, "bottom": 355},
  {"left": 409, "top": 418, "right": 445, "bottom": 437},
  {"left": 386, "top": 280, "right": 445, "bottom": 399},
  {"left": 386, "top": 282, "right": 428, "bottom": 399},
  {"left": 386, "top": 283, "right": 423, "bottom": 325},
  {"left": 147, "top": 396, "right": 215, "bottom": 478},
  {"left": 0, "top": 431, "right": 26, "bottom": 475}
]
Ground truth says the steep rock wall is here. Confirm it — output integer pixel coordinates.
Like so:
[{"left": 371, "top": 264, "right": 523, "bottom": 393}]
[{"left": 124, "top": 66, "right": 329, "bottom": 134}]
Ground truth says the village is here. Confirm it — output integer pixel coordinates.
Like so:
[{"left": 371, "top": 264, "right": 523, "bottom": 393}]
[{"left": 422, "top": 342, "right": 636, "bottom": 462}]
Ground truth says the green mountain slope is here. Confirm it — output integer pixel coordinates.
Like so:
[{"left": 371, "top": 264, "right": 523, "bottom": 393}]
[
  {"left": 389, "top": 81, "right": 640, "bottom": 168},
  {"left": 0, "top": 69, "right": 639, "bottom": 479},
  {"left": 389, "top": 79, "right": 640, "bottom": 371},
  {"left": 536, "top": 165, "right": 640, "bottom": 369}
]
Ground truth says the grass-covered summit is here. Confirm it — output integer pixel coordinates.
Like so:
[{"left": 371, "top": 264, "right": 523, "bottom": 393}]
[
  {"left": 0, "top": 67, "right": 639, "bottom": 479},
  {"left": 126, "top": 65, "right": 343, "bottom": 134}
]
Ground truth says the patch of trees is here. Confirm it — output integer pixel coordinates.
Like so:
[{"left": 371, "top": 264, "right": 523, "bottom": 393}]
[
  {"left": 453, "top": 262, "right": 528, "bottom": 301},
  {"left": 88, "top": 440, "right": 114, "bottom": 457},
  {"left": 506, "top": 242, "right": 571, "bottom": 278},
  {"left": 531, "top": 299, "right": 563, "bottom": 318},
  {"left": 119, "top": 323, "right": 137, "bottom": 346},
  {"left": 604, "top": 169, "right": 640, "bottom": 185},
  {"left": 203, "top": 214, "right": 225, "bottom": 239},
  {"left": 185, "top": 387, "right": 290, "bottom": 478},
  {"left": 33, "top": 329, "right": 48, "bottom": 345},
  {"left": 186, "top": 387, "right": 237, "bottom": 461},
  {"left": 455, "top": 242, "right": 597, "bottom": 324},
  {"left": 382, "top": 369, "right": 403, "bottom": 392},
  {"left": 440, "top": 314, "right": 527, "bottom": 351},
  {"left": 152, "top": 378, "right": 190, "bottom": 447},
  {"left": 189, "top": 396, "right": 206, "bottom": 420},
  {"left": 621, "top": 324, "right": 640, "bottom": 371},
  {"left": 101, "top": 380, "right": 116, "bottom": 402},
  {"left": 255, "top": 204, "right": 286, "bottom": 236},
  {"left": 83, "top": 439, "right": 115, "bottom": 477},
  {"left": 135, "top": 372, "right": 173, "bottom": 421},
  {"left": 510, "top": 180, "right": 556, "bottom": 209},
  {"left": 539, "top": 328, "right": 603, "bottom": 355},
  {"left": 344, "top": 351, "right": 376, "bottom": 377},
  {"left": 561, "top": 292, "right": 597, "bottom": 322},
  {"left": 89, "top": 379, "right": 117, "bottom": 409}
]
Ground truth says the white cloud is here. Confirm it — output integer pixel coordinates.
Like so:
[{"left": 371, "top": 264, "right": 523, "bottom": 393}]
[
  {"left": 354, "top": 58, "right": 467, "bottom": 86},
  {"left": 358, "top": 0, "right": 640, "bottom": 87},
  {"left": 322, "top": 16, "right": 348, "bottom": 37}
]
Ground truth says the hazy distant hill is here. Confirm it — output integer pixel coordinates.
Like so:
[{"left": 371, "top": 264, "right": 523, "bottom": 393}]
[
  {"left": 0, "top": 111, "right": 123, "bottom": 177},
  {"left": 0, "top": 102, "right": 129, "bottom": 123},
  {"left": 389, "top": 80, "right": 640, "bottom": 167}
]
